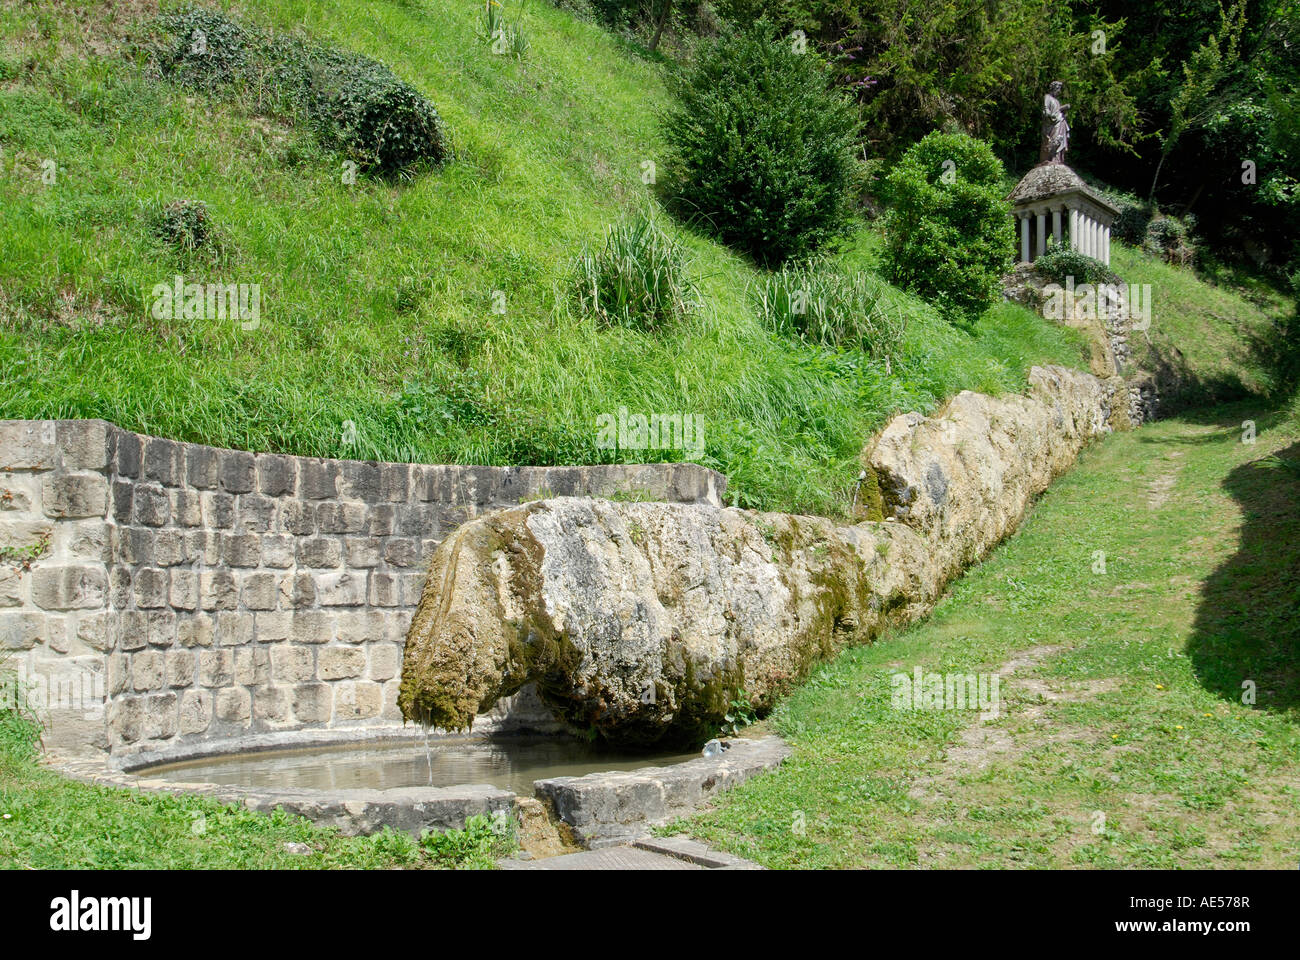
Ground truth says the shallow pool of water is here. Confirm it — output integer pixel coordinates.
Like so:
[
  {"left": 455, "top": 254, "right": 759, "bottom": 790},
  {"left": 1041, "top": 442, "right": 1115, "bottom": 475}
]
[{"left": 143, "top": 737, "right": 700, "bottom": 795}]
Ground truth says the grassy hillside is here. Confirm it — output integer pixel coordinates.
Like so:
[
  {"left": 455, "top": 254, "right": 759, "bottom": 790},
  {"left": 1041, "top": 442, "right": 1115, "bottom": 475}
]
[
  {"left": 0, "top": 0, "right": 1285, "bottom": 516},
  {"left": 1113, "top": 244, "right": 1294, "bottom": 408},
  {"left": 0, "top": 0, "right": 1084, "bottom": 516}
]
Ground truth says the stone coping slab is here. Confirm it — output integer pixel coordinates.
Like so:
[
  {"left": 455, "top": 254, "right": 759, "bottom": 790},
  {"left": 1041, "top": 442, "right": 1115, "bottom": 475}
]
[
  {"left": 499, "top": 846, "right": 705, "bottom": 870},
  {"left": 533, "top": 735, "right": 791, "bottom": 843}
]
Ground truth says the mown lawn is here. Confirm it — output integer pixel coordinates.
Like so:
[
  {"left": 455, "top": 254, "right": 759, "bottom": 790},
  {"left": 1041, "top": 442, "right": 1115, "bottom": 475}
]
[{"left": 678, "top": 404, "right": 1300, "bottom": 868}]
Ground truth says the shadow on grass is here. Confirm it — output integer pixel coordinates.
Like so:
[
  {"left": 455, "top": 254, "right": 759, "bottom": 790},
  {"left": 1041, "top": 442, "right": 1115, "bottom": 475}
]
[
  {"left": 1136, "top": 404, "right": 1289, "bottom": 446},
  {"left": 1188, "top": 439, "right": 1300, "bottom": 716}
]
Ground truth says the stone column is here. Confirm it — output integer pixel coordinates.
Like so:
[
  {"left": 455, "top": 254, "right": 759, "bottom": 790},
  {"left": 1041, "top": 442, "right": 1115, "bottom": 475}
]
[
  {"left": 1020, "top": 215, "right": 1030, "bottom": 263},
  {"left": 1084, "top": 215, "right": 1095, "bottom": 258},
  {"left": 1102, "top": 224, "right": 1111, "bottom": 265},
  {"left": 1052, "top": 208, "right": 1063, "bottom": 248},
  {"left": 1036, "top": 212, "right": 1047, "bottom": 261},
  {"left": 1069, "top": 208, "right": 1079, "bottom": 253}
]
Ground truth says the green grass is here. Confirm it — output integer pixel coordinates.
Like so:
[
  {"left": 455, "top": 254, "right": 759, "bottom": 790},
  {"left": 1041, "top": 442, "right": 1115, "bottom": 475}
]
[
  {"left": 676, "top": 404, "right": 1300, "bottom": 868},
  {"left": 1114, "top": 242, "right": 1293, "bottom": 407},
  {"left": 0, "top": 695, "right": 513, "bottom": 868},
  {"left": 0, "top": 0, "right": 1095, "bottom": 517}
]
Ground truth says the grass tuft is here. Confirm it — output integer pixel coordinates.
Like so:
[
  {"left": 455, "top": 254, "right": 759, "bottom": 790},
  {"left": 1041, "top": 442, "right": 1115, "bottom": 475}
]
[{"left": 572, "top": 209, "right": 694, "bottom": 332}]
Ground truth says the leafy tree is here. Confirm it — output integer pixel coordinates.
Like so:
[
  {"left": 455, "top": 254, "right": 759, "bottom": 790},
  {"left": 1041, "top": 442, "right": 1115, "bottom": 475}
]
[
  {"left": 708, "top": 0, "right": 1142, "bottom": 162},
  {"left": 1148, "top": 0, "right": 1248, "bottom": 200}
]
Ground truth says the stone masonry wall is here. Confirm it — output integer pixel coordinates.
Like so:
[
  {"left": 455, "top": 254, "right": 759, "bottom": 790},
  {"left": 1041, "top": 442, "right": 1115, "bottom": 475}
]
[{"left": 0, "top": 420, "right": 725, "bottom": 762}]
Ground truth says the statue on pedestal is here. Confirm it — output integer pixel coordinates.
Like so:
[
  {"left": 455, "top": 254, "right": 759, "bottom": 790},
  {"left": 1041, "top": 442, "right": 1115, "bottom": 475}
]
[{"left": 1039, "top": 81, "right": 1070, "bottom": 164}]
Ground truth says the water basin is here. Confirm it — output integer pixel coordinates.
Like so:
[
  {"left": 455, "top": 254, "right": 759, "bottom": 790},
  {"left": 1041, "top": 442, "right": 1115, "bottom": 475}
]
[{"left": 142, "top": 736, "right": 700, "bottom": 795}]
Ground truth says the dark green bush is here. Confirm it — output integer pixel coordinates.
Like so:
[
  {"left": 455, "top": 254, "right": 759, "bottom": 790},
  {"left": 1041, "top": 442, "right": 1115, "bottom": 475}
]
[
  {"left": 151, "top": 8, "right": 251, "bottom": 91},
  {"left": 150, "top": 199, "right": 211, "bottom": 252},
  {"left": 148, "top": 8, "right": 446, "bottom": 177},
  {"left": 880, "top": 131, "right": 1013, "bottom": 322},
  {"left": 1113, "top": 202, "right": 1152, "bottom": 245},
  {"left": 266, "top": 38, "right": 447, "bottom": 175},
  {"left": 1145, "top": 215, "right": 1196, "bottom": 266},
  {"left": 659, "top": 21, "right": 860, "bottom": 267}
]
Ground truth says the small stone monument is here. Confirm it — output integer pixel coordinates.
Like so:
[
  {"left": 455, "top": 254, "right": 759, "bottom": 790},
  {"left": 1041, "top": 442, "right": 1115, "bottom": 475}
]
[{"left": 1007, "top": 81, "right": 1117, "bottom": 265}]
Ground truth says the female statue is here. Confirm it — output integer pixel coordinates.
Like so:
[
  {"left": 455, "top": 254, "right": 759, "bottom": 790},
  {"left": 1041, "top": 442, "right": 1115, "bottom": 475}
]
[{"left": 1040, "top": 81, "right": 1070, "bottom": 164}]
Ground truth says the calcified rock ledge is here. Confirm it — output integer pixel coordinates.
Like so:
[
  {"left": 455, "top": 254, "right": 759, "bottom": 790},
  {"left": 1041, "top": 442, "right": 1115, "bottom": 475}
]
[{"left": 399, "top": 365, "right": 1110, "bottom": 745}]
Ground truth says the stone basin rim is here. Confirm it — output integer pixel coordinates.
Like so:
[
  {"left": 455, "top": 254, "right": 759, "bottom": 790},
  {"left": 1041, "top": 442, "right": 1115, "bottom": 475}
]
[{"left": 41, "top": 731, "right": 791, "bottom": 840}]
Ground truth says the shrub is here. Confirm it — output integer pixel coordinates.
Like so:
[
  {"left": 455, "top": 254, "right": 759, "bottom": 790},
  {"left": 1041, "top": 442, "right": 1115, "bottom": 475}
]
[
  {"left": 880, "top": 131, "right": 1013, "bottom": 322},
  {"left": 1145, "top": 215, "right": 1196, "bottom": 266},
  {"left": 572, "top": 211, "right": 695, "bottom": 331},
  {"left": 1113, "top": 202, "right": 1152, "bottom": 245},
  {"left": 151, "top": 199, "right": 212, "bottom": 252},
  {"left": 148, "top": 9, "right": 447, "bottom": 177},
  {"left": 1033, "top": 247, "right": 1118, "bottom": 287},
  {"left": 659, "top": 21, "right": 860, "bottom": 267},
  {"left": 328, "top": 60, "right": 447, "bottom": 175},
  {"left": 264, "top": 38, "right": 448, "bottom": 177},
  {"left": 151, "top": 7, "right": 250, "bottom": 92},
  {"left": 754, "top": 265, "right": 906, "bottom": 359}
]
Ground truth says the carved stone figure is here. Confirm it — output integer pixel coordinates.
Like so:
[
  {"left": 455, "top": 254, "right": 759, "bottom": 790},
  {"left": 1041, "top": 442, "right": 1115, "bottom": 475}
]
[{"left": 1040, "top": 80, "right": 1070, "bottom": 164}]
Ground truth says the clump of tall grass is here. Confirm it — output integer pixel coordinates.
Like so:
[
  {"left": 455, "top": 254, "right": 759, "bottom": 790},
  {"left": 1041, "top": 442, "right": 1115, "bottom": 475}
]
[
  {"left": 483, "top": 1, "right": 530, "bottom": 59},
  {"left": 0, "top": 658, "right": 42, "bottom": 764},
  {"left": 572, "top": 211, "right": 695, "bottom": 332},
  {"left": 754, "top": 265, "right": 906, "bottom": 360}
]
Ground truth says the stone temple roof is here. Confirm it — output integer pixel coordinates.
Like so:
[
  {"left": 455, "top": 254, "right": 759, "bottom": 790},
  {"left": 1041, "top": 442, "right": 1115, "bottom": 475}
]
[{"left": 1007, "top": 163, "right": 1118, "bottom": 213}]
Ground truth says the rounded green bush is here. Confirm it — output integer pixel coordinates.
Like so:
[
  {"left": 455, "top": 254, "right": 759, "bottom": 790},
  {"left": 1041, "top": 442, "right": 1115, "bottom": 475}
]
[
  {"left": 268, "top": 39, "right": 448, "bottom": 177},
  {"left": 659, "top": 21, "right": 860, "bottom": 267},
  {"left": 880, "top": 131, "right": 1014, "bottom": 322},
  {"left": 149, "top": 10, "right": 447, "bottom": 178},
  {"left": 1144, "top": 215, "right": 1196, "bottom": 265},
  {"left": 1113, "top": 203, "right": 1152, "bottom": 245},
  {"left": 1033, "top": 247, "right": 1117, "bottom": 287}
]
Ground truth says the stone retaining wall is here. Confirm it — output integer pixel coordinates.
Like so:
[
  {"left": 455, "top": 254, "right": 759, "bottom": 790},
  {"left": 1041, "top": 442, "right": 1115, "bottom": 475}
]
[{"left": 0, "top": 419, "right": 725, "bottom": 760}]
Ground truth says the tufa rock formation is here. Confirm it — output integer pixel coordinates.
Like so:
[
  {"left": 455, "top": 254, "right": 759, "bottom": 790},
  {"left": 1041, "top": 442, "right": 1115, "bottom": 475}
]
[{"left": 400, "top": 365, "right": 1111, "bottom": 745}]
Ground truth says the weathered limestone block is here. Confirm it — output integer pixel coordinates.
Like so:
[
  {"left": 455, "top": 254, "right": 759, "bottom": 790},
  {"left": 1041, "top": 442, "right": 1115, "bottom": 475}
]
[
  {"left": 400, "top": 365, "right": 1109, "bottom": 744},
  {"left": 31, "top": 565, "right": 108, "bottom": 611},
  {"left": 0, "top": 421, "right": 58, "bottom": 470},
  {"left": 180, "top": 689, "right": 212, "bottom": 734},
  {"left": 0, "top": 611, "right": 60, "bottom": 650},
  {"left": 41, "top": 472, "right": 109, "bottom": 519},
  {"left": 0, "top": 567, "right": 26, "bottom": 608},
  {"left": 864, "top": 364, "right": 1108, "bottom": 586},
  {"left": 400, "top": 497, "right": 934, "bottom": 744}
]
